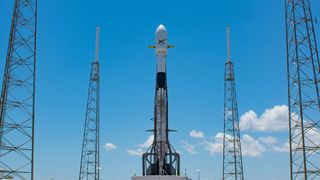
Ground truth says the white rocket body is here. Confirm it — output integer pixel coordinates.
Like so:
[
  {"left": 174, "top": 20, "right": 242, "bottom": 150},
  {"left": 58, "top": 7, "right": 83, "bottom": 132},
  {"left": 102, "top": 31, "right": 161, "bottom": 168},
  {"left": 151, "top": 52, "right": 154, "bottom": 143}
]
[{"left": 154, "top": 24, "right": 169, "bottom": 173}]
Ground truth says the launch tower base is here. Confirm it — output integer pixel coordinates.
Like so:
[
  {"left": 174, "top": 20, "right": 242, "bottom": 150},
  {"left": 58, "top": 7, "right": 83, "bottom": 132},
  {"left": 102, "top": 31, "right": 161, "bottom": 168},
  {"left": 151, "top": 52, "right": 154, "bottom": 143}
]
[{"left": 132, "top": 176, "right": 187, "bottom": 180}]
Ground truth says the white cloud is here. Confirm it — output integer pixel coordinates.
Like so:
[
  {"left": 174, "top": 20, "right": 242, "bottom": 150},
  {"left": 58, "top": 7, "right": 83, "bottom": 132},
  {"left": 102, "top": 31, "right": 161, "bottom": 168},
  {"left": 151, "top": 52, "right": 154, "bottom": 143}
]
[
  {"left": 202, "top": 133, "right": 266, "bottom": 157},
  {"left": 139, "top": 135, "right": 154, "bottom": 148},
  {"left": 203, "top": 140, "right": 223, "bottom": 155},
  {"left": 272, "top": 142, "right": 289, "bottom": 153},
  {"left": 237, "top": 105, "right": 320, "bottom": 154},
  {"left": 202, "top": 133, "right": 224, "bottom": 155},
  {"left": 104, "top": 143, "right": 117, "bottom": 151},
  {"left": 195, "top": 105, "right": 294, "bottom": 157},
  {"left": 241, "top": 134, "right": 266, "bottom": 157},
  {"left": 181, "top": 141, "right": 197, "bottom": 154},
  {"left": 240, "top": 105, "right": 288, "bottom": 132},
  {"left": 190, "top": 130, "right": 205, "bottom": 139},
  {"left": 127, "top": 136, "right": 154, "bottom": 156},
  {"left": 305, "top": 127, "right": 320, "bottom": 145},
  {"left": 290, "top": 126, "right": 320, "bottom": 149},
  {"left": 259, "top": 136, "right": 278, "bottom": 145},
  {"left": 127, "top": 148, "right": 144, "bottom": 156},
  {"left": 258, "top": 136, "right": 289, "bottom": 153}
]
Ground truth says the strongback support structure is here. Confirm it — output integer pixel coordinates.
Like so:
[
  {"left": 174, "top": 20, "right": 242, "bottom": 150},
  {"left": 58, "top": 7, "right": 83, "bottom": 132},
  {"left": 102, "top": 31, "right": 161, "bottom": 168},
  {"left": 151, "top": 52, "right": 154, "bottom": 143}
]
[
  {"left": 285, "top": 0, "right": 320, "bottom": 179},
  {"left": 142, "top": 24, "right": 180, "bottom": 176},
  {"left": 79, "top": 26, "right": 101, "bottom": 180},
  {"left": 222, "top": 26, "right": 244, "bottom": 180},
  {"left": 0, "top": 0, "right": 37, "bottom": 179}
]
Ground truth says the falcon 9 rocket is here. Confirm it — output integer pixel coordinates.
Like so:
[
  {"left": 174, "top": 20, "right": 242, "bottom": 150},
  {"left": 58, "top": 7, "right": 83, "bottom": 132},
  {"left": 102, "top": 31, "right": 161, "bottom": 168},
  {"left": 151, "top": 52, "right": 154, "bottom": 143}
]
[{"left": 142, "top": 24, "right": 180, "bottom": 177}]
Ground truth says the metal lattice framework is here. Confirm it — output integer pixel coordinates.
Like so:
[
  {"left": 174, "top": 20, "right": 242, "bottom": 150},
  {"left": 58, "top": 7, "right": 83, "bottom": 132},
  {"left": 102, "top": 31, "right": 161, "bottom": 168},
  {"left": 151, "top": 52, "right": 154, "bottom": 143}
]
[
  {"left": 79, "top": 27, "right": 100, "bottom": 180},
  {"left": 285, "top": 0, "right": 320, "bottom": 179},
  {"left": 0, "top": 0, "right": 37, "bottom": 179},
  {"left": 222, "top": 26, "right": 244, "bottom": 180}
]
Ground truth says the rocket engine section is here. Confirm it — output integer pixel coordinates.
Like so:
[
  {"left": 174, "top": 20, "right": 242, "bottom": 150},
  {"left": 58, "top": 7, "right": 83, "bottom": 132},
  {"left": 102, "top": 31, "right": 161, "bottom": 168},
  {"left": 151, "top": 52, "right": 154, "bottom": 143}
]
[{"left": 142, "top": 25, "right": 180, "bottom": 176}]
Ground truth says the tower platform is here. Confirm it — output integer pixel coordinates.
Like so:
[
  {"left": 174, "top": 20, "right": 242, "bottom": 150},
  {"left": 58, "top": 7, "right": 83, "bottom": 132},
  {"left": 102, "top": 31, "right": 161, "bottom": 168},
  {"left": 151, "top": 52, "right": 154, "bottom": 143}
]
[{"left": 132, "top": 176, "right": 187, "bottom": 180}]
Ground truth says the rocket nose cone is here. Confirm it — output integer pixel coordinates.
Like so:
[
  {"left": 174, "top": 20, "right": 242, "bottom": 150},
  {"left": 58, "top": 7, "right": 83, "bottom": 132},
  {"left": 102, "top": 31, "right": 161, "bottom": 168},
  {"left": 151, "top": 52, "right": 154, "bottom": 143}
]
[{"left": 156, "top": 24, "right": 167, "bottom": 34}]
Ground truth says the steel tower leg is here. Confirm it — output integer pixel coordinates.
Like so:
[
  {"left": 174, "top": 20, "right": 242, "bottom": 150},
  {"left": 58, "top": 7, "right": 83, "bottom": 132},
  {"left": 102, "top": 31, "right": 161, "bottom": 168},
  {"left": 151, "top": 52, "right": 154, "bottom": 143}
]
[
  {"left": 0, "top": 0, "right": 37, "bottom": 179},
  {"left": 222, "top": 26, "right": 244, "bottom": 180},
  {"left": 79, "top": 26, "right": 100, "bottom": 180},
  {"left": 285, "top": 0, "right": 320, "bottom": 179}
]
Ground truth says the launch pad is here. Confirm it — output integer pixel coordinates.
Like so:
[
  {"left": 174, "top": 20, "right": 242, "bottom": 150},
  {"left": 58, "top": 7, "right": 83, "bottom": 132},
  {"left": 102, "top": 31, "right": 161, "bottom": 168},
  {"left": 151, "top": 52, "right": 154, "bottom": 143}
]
[{"left": 132, "top": 176, "right": 187, "bottom": 180}]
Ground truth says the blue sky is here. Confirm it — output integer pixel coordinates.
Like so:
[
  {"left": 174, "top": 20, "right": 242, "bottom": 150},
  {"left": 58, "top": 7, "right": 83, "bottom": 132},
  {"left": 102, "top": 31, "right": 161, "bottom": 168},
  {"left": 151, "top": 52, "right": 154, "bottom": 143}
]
[{"left": 1, "top": 0, "right": 320, "bottom": 180}]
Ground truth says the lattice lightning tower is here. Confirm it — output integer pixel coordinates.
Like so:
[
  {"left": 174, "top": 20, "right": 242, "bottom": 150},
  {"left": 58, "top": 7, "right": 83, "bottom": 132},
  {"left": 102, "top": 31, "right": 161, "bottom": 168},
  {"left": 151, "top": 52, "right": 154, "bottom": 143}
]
[
  {"left": 222, "top": 26, "right": 244, "bottom": 180},
  {"left": 79, "top": 26, "right": 101, "bottom": 180},
  {"left": 0, "top": 0, "right": 37, "bottom": 179},
  {"left": 285, "top": 0, "right": 320, "bottom": 179}
]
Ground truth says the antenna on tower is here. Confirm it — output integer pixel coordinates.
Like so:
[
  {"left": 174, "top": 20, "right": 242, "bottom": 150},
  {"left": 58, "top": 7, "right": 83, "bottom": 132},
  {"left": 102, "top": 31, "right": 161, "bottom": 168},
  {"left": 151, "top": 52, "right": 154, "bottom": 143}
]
[
  {"left": 95, "top": 26, "right": 100, "bottom": 62},
  {"left": 226, "top": 25, "right": 231, "bottom": 62}
]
